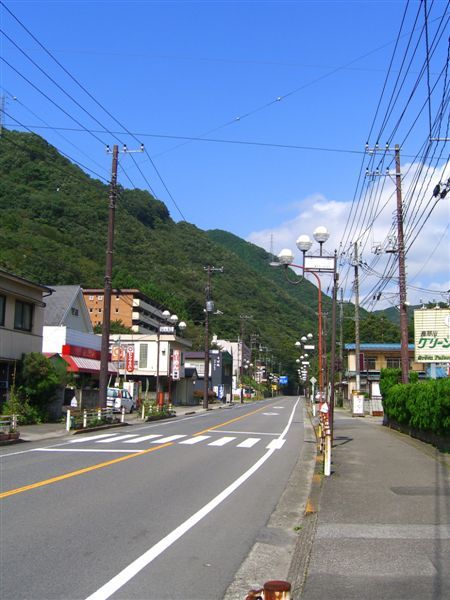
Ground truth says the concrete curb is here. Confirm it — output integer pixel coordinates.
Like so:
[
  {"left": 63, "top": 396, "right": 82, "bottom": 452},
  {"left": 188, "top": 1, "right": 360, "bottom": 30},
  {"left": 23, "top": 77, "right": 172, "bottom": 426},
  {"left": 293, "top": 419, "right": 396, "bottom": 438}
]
[{"left": 223, "top": 405, "right": 319, "bottom": 600}]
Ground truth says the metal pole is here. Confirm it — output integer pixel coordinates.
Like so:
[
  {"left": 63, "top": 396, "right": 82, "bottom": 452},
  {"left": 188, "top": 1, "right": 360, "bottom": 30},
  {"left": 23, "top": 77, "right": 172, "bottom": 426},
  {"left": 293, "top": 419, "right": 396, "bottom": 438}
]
[
  {"left": 329, "top": 252, "right": 338, "bottom": 439},
  {"left": 395, "top": 144, "right": 410, "bottom": 384},
  {"left": 99, "top": 144, "right": 118, "bottom": 408},
  {"left": 354, "top": 241, "right": 361, "bottom": 393},
  {"left": 203, "top": 266, "right": 211, "bottom": 410},
  {"left": 156, "top": 329, "right": 161, "bottom": 397}
]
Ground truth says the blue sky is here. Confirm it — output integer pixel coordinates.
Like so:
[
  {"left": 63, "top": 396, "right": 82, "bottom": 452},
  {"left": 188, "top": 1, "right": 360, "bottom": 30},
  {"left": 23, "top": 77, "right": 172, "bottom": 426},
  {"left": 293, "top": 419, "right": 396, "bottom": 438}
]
[{"left": 1, "top": 0, "right": 449, "bottom": 308}]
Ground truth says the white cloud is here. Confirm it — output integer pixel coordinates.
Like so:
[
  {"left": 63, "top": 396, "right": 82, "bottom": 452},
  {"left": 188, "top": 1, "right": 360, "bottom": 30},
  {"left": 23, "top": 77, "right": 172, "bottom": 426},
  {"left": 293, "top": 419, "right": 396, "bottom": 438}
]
[{"left": 247, "top": 161, "right": 450, "bottom": 310}]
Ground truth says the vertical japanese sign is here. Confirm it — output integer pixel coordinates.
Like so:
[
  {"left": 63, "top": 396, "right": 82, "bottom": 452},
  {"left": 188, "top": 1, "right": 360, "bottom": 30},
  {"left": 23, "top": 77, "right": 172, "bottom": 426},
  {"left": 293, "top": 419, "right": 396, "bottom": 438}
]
[
  {"left": 171, "top": 349, "right": 181, "bottom": 380},
  {"left": 414, "top": 309, "right": 450, "bottom": 363},
  {"left": 126, "top": 345, "right": 135, "bottom": 372}
]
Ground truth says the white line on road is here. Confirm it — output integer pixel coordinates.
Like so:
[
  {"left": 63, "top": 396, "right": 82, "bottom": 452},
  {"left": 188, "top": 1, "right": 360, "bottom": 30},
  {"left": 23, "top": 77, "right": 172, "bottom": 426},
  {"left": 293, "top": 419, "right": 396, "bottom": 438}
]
[
  {"left": 151, "top": 434, "right": 186, "bottom": 443},
  {"left": 85, "top": 397, "right": 300, "bottom": 600},
  {"left": 35, "top": 448, "right": 144, "bottom": 453},
  {"left": 70, "top": 434, "right": 119, "bottom": 443},
  {"left": 96, "top": 435, "right": 139, "bottom": 443},
  {"left": 262, "top": 412, "right": 279, "bottom": 416},
  {"left": 208, "top": 436, "right": 236, "bottom": 446},
  {"left": 179, "top": 436, "right": 211, "bottom": 445},
  {"left": 266, "top": 439, "right": 286, "bottom": 450},
  {"left": 236, "top": 438, "right": 261, "bottom": 448},
  {"left": 123, "top": 434, "right": 163, "bottom": 443},
  {"left": 214, "top": 429, "right": 280, "bottom": 436}
]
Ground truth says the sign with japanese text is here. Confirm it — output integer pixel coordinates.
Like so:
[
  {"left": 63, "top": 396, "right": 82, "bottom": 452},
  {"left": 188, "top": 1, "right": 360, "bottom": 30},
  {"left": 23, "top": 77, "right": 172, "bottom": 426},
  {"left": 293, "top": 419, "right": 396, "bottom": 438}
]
[
  {"left": 414, "top": 309, "right": 450, "bottom": 363},
  {"left": 125, "top": 345, "right": 135, "bottom": 372},
  {"left": 111, "top": 345, "right": 125, "bottom": 362},
  {"left": 171, "top": 349, "right": 181, "bottom": 380}
]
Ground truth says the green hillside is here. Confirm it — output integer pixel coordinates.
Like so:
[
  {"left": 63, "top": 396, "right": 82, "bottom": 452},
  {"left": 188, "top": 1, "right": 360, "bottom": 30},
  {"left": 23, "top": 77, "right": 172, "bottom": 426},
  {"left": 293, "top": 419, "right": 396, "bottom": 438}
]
[{"left": 0, "top": 129, "right": 401, "bottom": 381}]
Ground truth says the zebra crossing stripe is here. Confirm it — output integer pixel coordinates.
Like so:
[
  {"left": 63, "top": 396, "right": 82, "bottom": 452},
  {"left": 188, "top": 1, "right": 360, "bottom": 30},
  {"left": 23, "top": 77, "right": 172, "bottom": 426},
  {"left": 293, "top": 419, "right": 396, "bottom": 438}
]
[
  {"left": 123, "top": 435, "right": 163, "bottom": 443},
  {"left": 266, "top": 439, "right": 286, "bottom": 450},
  {"left": 179, "top": 436, "right": 211, "bottom": 445},
  {"left": 208, "top": 437, "right": 236, "bottom": 447},
  {"left": 70, "top": 433, "right": 118, "bottom": 443},
  {"left": 97, "top": 435, "right": 140, "bottom": 443},
  {"left": 151, "top": 435, "right": 187, "bottom": 443},
  {"left": 236, "top": 438, "right": 261, "bottom": 448}
]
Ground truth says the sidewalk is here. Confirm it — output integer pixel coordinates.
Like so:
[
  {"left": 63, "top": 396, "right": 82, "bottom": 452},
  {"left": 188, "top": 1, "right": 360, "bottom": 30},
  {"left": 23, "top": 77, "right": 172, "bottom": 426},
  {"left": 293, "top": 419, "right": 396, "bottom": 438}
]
[
  {"left": 292, "top": 409, "right": 450, "bottom": 599},
  {"left": 9, "top": 401, "right": 232, "bottom": 443}
]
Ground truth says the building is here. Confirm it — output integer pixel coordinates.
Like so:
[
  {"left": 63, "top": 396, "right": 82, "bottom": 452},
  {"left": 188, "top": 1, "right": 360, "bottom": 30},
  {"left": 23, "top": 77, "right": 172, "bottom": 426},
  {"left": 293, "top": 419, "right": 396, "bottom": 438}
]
[
  {"left": 0, "top": 268, "right": 53, "bottom": 405},
  {"left": 213, "top": 337, "right": 251, "bottom": 393},
  {"left": 43, "top": 286, "right": 117, "bottom": 406},
  {"left": 184, "top": 349, "right": 233, "bottom": 402},
  {"left": 109, "top": 332, "right": 193, "bottom": 405},
  {"left": 82, "top": 288, "right": 169, "bottom": 333},
  {"left": 344, "top": 343, "right": 426, "bottom": 406}
]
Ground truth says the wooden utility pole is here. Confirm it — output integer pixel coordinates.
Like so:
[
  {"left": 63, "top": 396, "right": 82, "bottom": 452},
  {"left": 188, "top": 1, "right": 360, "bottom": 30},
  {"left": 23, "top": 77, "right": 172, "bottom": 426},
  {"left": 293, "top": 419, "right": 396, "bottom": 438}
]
[
  {"left": 99, "top": 144, "right": 118, "bottom": 408},
  {"left": 203, "top": 266, "right": 223, "bottom": 409},
  {"left": 395, "top": 145, "right": 410, "bottom": 384},
  {"left": 353, "top": 241, "right": 361, "bottom": 393}
]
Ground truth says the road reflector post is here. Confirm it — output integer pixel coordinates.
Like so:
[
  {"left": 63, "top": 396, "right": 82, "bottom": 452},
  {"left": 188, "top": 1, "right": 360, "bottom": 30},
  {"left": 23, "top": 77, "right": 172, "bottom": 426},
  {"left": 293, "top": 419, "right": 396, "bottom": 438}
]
[{"left": 66, "top": 410, "right": 71, "bottom": 431}]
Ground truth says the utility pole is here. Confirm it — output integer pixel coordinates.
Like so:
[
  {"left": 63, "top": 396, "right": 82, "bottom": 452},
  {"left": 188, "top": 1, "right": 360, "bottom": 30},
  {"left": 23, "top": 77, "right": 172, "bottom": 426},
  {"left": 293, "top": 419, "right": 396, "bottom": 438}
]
[
  {"left": 99, "top": 144, "right": 143, "bottom": 407},
  {"left": 239, "top": 314, "right": 253, "bottom": 403},
  {"left": 329, "top": 251, "right": 338, "bottom": 439},
  {"left": 203, "top": 265, "right": 223, "bottom": 409},
  {"left": 99, "top": 144, "right": 119, "bottom": 408},
  {"left": 395, "top": 145, "right": 410, "bottom": 384},
  {"left": 353, "top": 241, "right": 361, "bottom": 394},
  {"left": 338, "top": 288, "right": 344, "bottom": 406}
]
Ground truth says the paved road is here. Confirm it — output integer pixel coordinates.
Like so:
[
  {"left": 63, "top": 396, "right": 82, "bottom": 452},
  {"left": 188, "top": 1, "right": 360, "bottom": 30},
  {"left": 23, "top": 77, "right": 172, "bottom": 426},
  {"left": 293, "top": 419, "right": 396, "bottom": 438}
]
[{"left": 1, "top": 396, "right": 305, "bottom": 600}]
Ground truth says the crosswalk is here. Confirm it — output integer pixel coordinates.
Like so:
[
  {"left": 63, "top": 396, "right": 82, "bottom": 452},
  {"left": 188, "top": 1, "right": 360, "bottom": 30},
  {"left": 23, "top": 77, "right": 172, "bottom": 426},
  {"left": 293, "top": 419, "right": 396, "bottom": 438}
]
[{"left": 63, "top": 431, "right": 286, "bottom": 451}]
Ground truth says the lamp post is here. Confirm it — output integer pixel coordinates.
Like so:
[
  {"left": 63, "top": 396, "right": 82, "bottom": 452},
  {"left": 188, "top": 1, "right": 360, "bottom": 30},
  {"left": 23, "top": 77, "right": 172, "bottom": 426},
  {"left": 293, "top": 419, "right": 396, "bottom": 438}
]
[
  {"left": 275, "top": 226, "right": 338, "bottom": 441},
  {"left": 155, "top": 311, "right": 186, "bottom": 407}
]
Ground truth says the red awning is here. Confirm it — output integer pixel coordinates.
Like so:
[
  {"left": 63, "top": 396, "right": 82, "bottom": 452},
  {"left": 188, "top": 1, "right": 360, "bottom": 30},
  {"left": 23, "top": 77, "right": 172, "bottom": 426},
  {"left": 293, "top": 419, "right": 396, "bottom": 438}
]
[{"left": 62, "top": 355, "right": 117, "bottom": 375}]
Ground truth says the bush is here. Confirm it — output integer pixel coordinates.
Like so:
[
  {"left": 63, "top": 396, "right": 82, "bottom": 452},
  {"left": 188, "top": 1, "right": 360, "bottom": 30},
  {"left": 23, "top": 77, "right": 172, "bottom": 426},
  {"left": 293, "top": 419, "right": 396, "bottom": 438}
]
[{"left": 382, "top": 376, "right": 450, "bottom": 436}]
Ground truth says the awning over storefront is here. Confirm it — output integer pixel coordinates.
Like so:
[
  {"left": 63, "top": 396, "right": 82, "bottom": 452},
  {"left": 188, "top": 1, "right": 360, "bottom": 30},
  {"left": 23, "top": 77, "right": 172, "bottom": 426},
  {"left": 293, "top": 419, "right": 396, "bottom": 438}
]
[{"left": 62, "top": 355, "right": 117, "bottom": 374}]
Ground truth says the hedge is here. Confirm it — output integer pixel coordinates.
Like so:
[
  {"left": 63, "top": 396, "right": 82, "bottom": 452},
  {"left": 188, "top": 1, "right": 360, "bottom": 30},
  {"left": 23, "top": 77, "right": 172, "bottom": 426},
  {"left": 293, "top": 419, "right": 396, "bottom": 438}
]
[{"left": 381, "top": 369, "right": 450, "bottom": 436}]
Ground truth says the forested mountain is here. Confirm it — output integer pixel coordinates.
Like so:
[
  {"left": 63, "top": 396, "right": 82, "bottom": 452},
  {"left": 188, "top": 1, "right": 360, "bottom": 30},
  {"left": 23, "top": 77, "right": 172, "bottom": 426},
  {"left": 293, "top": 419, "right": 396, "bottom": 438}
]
[{"left": 0, "top": 129, "right": 401, "bottom": 379}]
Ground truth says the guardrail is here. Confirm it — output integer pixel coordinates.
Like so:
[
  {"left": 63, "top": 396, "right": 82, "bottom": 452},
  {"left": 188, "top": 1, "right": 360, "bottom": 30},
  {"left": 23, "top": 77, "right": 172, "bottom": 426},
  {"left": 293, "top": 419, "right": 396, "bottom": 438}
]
[
  {"left": 0, "top": 414, "right": 18, "bottom": 432},
  {"left": 66, "top": 407, "right": 124, "bottom": 431}
]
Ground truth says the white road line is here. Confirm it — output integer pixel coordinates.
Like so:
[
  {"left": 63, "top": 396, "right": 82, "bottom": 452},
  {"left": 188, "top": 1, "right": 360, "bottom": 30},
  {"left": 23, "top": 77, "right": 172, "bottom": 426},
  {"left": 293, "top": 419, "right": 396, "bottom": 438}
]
[
  {"left": 208, "top": 436, "right": 236, "bottom": 447},
  {"left": 262, "top": 412, "right": 279, "bottom": 416},
  {"left": 273, "top": 406, "right": 284, "bottom": 409},
  {"left": 179, "top": 436, "right": 211, "bottom": 445},
  {"left": 35, "top": 448, "right": 143, "bottom": 454},
  {"left": 266, "top": 439, "right": 286, "bottom": 450},
  {"left": 236, "top": 438, "right": 260, "bottom": 448},
  {"left": 85, "top": 397, "right": 300, "bottom": 600},
  {"left": 151, "top": 435, "right": 186, "bottom": 443},
  {"left": 123, "top": 434, "right": 163, "bottom": 443},
  {"left": 70, "top": 433, "right": 119, "bottom": 443},
  {"left": 215, "top": 429, "right": 279, "bottom": 436},
  {"left": 96, "top": 435, "right": 139, "bottom": 443}
]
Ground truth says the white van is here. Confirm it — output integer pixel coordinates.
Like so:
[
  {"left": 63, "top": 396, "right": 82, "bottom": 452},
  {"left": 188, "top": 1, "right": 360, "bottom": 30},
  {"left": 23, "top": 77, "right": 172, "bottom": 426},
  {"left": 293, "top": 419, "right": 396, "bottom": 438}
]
[{"left": 106, "top": 388, "right": 135, "bottom": 413}]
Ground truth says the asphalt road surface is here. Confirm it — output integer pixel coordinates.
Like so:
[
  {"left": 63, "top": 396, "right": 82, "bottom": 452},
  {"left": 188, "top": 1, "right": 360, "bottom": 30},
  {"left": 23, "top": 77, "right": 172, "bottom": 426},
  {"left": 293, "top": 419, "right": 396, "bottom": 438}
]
[{"left": 1, "top": 396, "right": 305, "bottom": 600}]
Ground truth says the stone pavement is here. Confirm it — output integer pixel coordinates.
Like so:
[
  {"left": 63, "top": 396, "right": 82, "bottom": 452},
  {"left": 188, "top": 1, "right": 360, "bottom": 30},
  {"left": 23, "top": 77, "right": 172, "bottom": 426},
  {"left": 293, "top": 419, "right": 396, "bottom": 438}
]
[{"left": 291, "top": 409, "right": 450, "bottom": 600}]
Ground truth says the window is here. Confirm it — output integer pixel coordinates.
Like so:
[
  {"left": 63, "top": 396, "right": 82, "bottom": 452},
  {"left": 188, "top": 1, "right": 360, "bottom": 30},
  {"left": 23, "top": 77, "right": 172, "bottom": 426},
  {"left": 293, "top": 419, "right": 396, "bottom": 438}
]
[
  {"left": 14, "top": 300, "right": 33, "bottom": 331},
  {"left": 89, "top": 308, "right": 93, "bottom": 313},
  {"left": 88, "top": 295, "right": 94, "bottom": 301},
  {"left": 366, "top": 357, "right": 376, "bottom": 370},
  {"left": 0, "top": 295, "right": 5, "bottom": 326},
  {"left": 386, "top": 358, "right": 401, "bottom": 369},
  {"left": 71, "top": 307, "right": 79, "bottom": 316},
  {"left": 98, "top": 295, "right": 103, "bottom": 301},
  {"left": 115, "top": 308, "right": 119, "bottom": 313},
  {"left": 139, "top": 343, "right": 148, "bottom": 369}
]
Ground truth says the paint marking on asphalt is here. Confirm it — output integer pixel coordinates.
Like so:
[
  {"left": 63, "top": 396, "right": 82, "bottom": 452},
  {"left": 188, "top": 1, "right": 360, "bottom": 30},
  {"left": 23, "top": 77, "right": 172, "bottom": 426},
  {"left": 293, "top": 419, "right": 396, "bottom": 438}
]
[
  {"left": 178, "top": 435, "right": 211, "bottom": 445},
  {"left": 70, "top": 434, "right": 119, "bottom": 443},
  {"left": 236, "top": 438, "right": 260, "bottom": 448},
  {"left": 214, "top": 429, "right": 280, "bottom": 436},
  {"left": 85, "top": 397, "right": 301, "bottom": 600},
  {"left": 123, "top": 434, "right": 163, "bottom": 443},
  {"left": 151, "top": 434, "right": 186, "bottom": 443},
  {"left": 0, "top": 442, "right": 174, "bottom": 499},
  {"left": 208, "top": 436, "right": 236, "bottom": 447},
  {"left": 96, "top": 435, "right": 139, "bottom": 443},
  {"left": 0, "top": 399, "right": 289, "bottom": 499},
  {"left": 35, "top": 448, "right": 144, "bottom": 454},
  {"left": 262, "top": 412, "right": 279, "bottom": 416},
  {"left": 266, "top": 439, "right": 286, "bottom": 450}
]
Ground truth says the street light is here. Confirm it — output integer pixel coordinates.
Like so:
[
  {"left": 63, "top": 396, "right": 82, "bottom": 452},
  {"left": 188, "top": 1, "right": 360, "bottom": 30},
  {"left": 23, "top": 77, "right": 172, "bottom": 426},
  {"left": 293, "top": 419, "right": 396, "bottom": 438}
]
[{"left": 156, "top": 310, "right": 186, "bottom": 406}]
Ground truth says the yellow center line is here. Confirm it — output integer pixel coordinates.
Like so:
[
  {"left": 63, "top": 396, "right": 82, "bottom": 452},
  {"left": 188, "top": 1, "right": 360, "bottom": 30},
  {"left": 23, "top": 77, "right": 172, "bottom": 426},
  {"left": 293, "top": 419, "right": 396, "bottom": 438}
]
[{"left": 1, "top": 402, "right": 274, "bottom": 500}]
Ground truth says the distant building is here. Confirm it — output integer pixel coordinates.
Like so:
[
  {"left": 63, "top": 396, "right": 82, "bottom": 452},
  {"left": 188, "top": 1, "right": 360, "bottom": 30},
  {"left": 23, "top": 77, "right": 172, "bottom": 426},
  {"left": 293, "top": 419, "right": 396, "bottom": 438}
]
[
  {"left": 213, "top": 337, "right": 251, "bottom": 393},
  {"left": 184, "top": 349, "right": 233, "bottom": 402},
  {"left": 82, "top": 288, "right": 168, "bottom": 333},
  {"left": 0, "top": 268, "right": 53, "bottom": 405},
  {"left": 344, "top": 343, "right": 426, "bottom": 404}
]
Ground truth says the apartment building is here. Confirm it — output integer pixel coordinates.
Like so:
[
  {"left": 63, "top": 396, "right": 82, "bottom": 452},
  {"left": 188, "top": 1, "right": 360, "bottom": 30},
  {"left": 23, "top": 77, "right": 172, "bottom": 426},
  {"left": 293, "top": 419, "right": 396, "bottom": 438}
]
[{"left": 82, "top": 288, "right": 167, "bottom": 333}]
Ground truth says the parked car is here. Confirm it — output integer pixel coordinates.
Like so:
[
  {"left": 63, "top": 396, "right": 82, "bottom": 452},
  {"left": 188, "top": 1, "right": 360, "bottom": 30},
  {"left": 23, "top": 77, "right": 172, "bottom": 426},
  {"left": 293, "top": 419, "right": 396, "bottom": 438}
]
[{"left": 106, "top": 387, "right": 135, "bottom": 413}]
